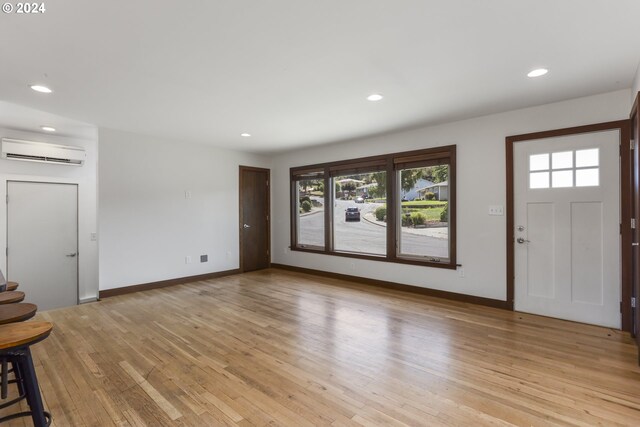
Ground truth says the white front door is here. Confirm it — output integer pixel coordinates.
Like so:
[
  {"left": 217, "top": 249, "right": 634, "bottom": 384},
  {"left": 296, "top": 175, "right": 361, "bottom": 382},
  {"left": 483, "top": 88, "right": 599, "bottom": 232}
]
[
  {"left": 514, "top": 130, "right": 620, "bottom": 328},
  {"left": 7, "top": 181, "right": 78, "bottom": 311}
]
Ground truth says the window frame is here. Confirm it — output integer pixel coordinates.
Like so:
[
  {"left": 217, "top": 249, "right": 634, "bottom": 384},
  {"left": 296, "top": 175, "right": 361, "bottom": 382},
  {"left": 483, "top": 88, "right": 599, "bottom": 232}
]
[
  {"left": 290, "top": 145, "right": 457, "bottom": 269},
  {"left": 290, "top": 169, "right": 326, "bottom": 251}
]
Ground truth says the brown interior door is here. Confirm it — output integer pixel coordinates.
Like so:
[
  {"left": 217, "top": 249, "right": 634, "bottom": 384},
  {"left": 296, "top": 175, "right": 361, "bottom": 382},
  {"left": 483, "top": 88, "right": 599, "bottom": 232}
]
[
  {"left": 240, "top": 166, "right": 270, "bottom": 272},
  {"left": 632, "top": 95, "right": 640, "bottom": 349}
]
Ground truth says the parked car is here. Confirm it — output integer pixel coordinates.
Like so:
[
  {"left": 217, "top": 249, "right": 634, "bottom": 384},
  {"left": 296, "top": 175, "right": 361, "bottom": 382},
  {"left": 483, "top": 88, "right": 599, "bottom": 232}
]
[
  {"left": 345, "top": 207, "right": 361, "bottom": 221},
  {"left": 355, "top": 196, "right": 364, "bottom": 203}
]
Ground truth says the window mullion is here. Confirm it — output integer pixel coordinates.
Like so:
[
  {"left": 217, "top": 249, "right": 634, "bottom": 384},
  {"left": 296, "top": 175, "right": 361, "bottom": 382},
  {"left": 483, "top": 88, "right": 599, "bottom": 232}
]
[
  {"left": 324, "top": 170, "right": 332, "bottom": 252},
  {"left": 386, "top": 158, "right": 397, "bottom": 260}
]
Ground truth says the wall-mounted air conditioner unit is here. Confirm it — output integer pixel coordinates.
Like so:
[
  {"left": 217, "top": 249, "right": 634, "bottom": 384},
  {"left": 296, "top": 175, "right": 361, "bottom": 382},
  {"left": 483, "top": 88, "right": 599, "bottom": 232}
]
[{"left": 1, "top": 138, "right": 86, "bottom": 166}]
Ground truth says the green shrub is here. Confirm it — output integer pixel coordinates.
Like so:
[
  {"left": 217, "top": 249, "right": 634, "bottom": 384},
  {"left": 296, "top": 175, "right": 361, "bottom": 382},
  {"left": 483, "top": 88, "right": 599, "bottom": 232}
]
[
  {"left": 375, "top": 206, "right": 387, "bottom": 221},
  {"left": 425, "top": 192, "right": 436, "bottom": 200},
  {"left": 301, "top": 200, "right": 312, "bottom": 213},
  {"left": 300, "top": 196, "right": 311, "bottom": 204},
  {"left": 411, "top": 211, "right": 427, "bottom": 226},
  {"left": 440, "top": 204, "right": 448, "bottom": 222},
  {"left": 401, "top": 214, "right": 412, "bottom": 227}
]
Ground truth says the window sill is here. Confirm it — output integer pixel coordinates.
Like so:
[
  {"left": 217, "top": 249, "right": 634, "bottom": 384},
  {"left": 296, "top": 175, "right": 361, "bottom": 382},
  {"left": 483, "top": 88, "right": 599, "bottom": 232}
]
[{"left": 290, "top": 246, "right": 457, "bottom": 270}]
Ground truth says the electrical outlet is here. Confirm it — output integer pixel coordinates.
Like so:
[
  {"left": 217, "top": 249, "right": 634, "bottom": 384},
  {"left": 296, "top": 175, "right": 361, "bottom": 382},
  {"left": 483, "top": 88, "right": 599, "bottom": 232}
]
[
  {"left": 90, "top": 232, "right": 97, "bottom": 241},
  {"left": 185, "top": 190, "right": 192, "bottom": 199},
  {"left": 200, "top": 254, "right": 208, "bottom": 263},
  {"left": 185, "top": 256, "right": 192, "bottom": 264},
  {"left": 458, "top": 267, "right": 465, "bottom": 278},
  {"left": 349, "top": 262, "right": 355, "bottom": 271},
  {"left": 489, "top": 205, "right": 504, "bottom": 216}
]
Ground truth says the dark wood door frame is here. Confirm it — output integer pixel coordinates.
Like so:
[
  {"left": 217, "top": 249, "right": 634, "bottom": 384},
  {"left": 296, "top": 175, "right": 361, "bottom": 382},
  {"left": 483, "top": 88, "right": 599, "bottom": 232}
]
[
  {"left": 506, "top": 120, "right": 632, "bottom": 331},
  {"left": 239, "top": 166, "right": 271, "bottom": 273},
  {"left": 630, "top": 93, "right": 640, "bottom": 346}
]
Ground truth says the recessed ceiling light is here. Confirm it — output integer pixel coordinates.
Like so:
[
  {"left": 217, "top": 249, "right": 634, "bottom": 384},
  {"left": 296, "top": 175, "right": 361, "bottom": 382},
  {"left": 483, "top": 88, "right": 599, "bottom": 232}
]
[
  {"left": 367, "top": 93, "right": 384, "bottom": 101},
  {"left": 527, "top": 68, "right": 548, "bottom": 78},
  {"left": 241, "top": 133, "right": 251, "bottom": 137},
  {"left": 30, "top": 84, "right": 53, "bottom": 93},
  {"left": 41, "top": 126, "right": 56, "bottom": 132}
]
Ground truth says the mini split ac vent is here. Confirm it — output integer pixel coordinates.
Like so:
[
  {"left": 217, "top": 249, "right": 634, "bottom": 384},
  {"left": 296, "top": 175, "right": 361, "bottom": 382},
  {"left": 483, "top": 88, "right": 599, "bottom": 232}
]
[{"left": 1, "top": 138, "right": 86, "bottom": 166}]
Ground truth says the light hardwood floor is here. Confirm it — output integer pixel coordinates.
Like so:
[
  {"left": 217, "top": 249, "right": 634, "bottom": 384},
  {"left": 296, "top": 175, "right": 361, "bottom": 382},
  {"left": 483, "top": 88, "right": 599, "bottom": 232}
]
[{"left": 1, "top": 268, "right": 640, "bottom": 426}]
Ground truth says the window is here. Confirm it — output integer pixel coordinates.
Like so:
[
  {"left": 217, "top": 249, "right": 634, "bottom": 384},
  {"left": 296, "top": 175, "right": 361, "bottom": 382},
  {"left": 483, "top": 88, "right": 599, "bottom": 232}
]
[
  {"left": 397, "top": 165, "right": 450, "bottom": 261},
  {"left": 290, "top": 145, "right": 456, "bottom": 269},
  {"left": 333, "top": 171, "right": 387, "bottom": 256},
  {"left": 528, "top": 148, "right": 599, "bottom": 189},
  {"left": 292, "top": 169, "right": 325, "bottom": 249}
]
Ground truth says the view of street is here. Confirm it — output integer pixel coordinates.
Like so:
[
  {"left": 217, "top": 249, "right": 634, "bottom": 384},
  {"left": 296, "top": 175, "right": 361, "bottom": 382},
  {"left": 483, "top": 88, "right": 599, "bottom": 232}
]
[{"left": 298, "top": 198, "right": 448, "bottom": 258}]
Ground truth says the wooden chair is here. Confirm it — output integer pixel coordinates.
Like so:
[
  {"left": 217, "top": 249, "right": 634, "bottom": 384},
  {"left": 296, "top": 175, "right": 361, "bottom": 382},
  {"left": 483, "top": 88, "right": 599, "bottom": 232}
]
[{"left": 0, "top": 322, "right": 52, "bottom": 426}]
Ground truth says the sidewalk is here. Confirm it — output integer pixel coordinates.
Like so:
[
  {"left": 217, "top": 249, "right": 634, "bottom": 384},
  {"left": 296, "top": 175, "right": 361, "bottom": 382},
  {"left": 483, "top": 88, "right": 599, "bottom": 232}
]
[
  {"left": 363, "top": 213, "right": 448, "bottom": 239},
  {"left": 299, "top": 208, "right": 323, "bottom": 217}
]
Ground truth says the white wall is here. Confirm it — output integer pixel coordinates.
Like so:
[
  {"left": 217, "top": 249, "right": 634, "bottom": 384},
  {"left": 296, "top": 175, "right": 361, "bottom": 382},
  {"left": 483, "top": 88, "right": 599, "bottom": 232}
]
[
  {"left": 0, "top": 128, "right": 99, "bottom": 303},
  {"left": 271, "top": 89, "right": 631, "bottom": 301},
  {"left": 98, "top": 128, "right": 270, "bottom": 290},
  {"left": 633, "top": 61, "right": 640, "bottom": 106}
]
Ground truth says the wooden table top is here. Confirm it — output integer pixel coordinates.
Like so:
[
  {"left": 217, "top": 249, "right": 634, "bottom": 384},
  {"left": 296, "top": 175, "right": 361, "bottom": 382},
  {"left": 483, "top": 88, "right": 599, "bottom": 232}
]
[
  {"left": 0, "top": 321, "right": 53, "bottom": 350},
  {"left": 0, "top": 303, "right": 37, "bottom": 325},
  {"left": 0, "top": 291, "right": 25, "bottom": 304},
  {"left": 6, "top": 281, "right": 18, "bottom": 291}
]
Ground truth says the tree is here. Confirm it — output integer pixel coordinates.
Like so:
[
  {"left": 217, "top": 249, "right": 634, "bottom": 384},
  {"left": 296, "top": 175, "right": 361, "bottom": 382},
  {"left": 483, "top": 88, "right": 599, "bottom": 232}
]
[
  {"left": 400, "top": 169, "right": 423, "bottom": 192},
  {"left": 299, "top": 179, "right": 312, "bottom": 193},
  {"left": 431, "top": 165, "right": 448, "bottom": 183},
  {"left": 423, "top": 165, "right": 448, "bottom": 183},
  {"left": 341, "top": 181, "right": 356, "bottom": 192},
  {"left": 371, "top": 172, "right": 386, "bottom": 196}
]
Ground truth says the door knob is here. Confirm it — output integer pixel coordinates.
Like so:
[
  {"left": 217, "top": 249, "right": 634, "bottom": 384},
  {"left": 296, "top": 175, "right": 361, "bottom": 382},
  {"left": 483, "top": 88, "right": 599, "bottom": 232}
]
[
  {"left": 516, "top": 237, "right": 530, "bottom": 244},
  {"left": 66, "top": 253, "right": 77, "bottom": 257},
  {"left": 243, "top": 224, "right": 251, "bottom": 229}
]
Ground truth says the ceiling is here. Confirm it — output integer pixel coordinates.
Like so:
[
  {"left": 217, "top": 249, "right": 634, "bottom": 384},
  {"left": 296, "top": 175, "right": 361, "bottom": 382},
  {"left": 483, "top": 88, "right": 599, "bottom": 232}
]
[
  {"left": 0, "top": 101, "right": 97, "bottom": 141},
  {"left": 1, "top": 0, "right": 639, "bottom": 153}
]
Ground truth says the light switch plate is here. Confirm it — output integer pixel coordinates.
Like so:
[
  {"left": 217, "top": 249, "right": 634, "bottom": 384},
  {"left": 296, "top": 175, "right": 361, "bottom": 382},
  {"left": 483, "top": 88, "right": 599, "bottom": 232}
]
[{"left": 489, "top": 205, "right": 504, "bottom": 216}]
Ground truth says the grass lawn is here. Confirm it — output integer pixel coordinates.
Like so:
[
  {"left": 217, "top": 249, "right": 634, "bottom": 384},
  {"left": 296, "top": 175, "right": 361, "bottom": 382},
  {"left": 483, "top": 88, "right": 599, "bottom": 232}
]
[
  {"left": 375, "top": 202, "right": 447, "bottom": 223},
  {"left": 404, "top": 201, "right": 447, "bottom": 222},
  {"left": 407, "top": 208, "right": 444, "bottom": 222},
  {"left": 401, "top": 200, "right": 447, "bottom": 208}
]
